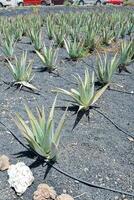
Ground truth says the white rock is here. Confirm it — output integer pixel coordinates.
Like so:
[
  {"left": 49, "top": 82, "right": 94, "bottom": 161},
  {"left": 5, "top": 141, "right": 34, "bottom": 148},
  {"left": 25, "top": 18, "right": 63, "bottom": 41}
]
[{"left": 7, "top": 162, "right": 34, "bottom": 196}]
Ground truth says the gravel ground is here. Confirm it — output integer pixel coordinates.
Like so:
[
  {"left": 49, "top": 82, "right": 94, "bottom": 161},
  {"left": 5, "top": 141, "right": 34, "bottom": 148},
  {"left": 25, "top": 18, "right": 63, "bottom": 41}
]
[{"left": 0, "top": 6, "right": 134, "bottom": 200}]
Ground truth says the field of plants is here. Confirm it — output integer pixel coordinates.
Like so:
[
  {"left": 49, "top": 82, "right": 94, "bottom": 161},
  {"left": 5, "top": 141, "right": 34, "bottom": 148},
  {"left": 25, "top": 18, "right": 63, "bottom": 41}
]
[{"left": 0, "top": 6, "right": 134, "bottom": 200}]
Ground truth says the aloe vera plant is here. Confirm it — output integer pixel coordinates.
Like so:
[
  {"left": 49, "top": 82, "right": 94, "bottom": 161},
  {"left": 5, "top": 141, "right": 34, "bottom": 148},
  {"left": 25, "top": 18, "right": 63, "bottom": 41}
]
[
  {"left": 14, "top": 96, "right": 67, "bottom": 160},
  {"left": 54, "top": 69, "right": 108, "bottom": 111},
  {"left": 7, "top": 51, "right": 36, "bottom": 90},
  {"left": 14, "top": 27, "right": 23, "bottom": 42},
  {"left": 2, "top": 33, "right": 15, "bottom": 58},
  {"left": 130, "top": 40, "right": 134, "bottom": 60},
  {"left": 83, "top": 24, "right": 96, "bottom": 52},
  {"left": 64, "top": 37, "right": 86, "bottom": 61},
  {"left": 12, "top": 17, "right": 24, "bottom": 41},
  {"left": 46, "top": 15, "right": 55, "bottom": 40},
  {"left": 118, "top": 21, "right": 127, "bottom": 39},
  {"left": 118, "top": 40, "right": 134, "bottom": 73},
  {"left": 96, "top": 53, "right": 118, "bottom": 85},
  {"left": 101, "top": 27, "right": 115, "bottom": 46},
  {"left": 28, "top": 28, "right": 43, "bottom": 51},
  {"left": 53, "top": 25, "right": 66, "bottom": 47},
  {"left": 126, "top": 21, "right": 134, "bottom": 36},
  {"left": 36, "top": 43, "right": 58, "bottom": 72}
]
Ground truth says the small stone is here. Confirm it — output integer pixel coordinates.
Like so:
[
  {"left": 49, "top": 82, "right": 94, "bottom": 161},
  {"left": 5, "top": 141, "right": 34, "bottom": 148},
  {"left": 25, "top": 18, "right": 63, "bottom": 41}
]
[
  {"left": 8, "top": 162, "right": 34, "bottom": 196},
  {"left": 106, "top": 176, "right": 110, "bottom": 181},
  {"left": 56, "top": 194, "right": 74, "bottom": 200},
  {"left": 0, "top": 155, "right": 10, "bottom": 171},
  {"left": 63, "top": 189, "right": 66, "bottom": 193},
  {"left": 114, "top": 196, "right": 119, "bottom": 200},
  {"left": 74, "top": 180, "right": 79, "bottom": 184},
  {"left": 33, "top": 184, "right": 56, "bottom": 200},
  {"left": 84, "top": 168, "right": 89, "bottom": 173}
]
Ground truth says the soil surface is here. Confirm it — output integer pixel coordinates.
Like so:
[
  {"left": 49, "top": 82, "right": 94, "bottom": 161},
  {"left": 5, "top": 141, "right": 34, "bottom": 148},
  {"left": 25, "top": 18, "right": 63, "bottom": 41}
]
[{"left": 0, "top": 5, "right": 134, "bottom": 200}]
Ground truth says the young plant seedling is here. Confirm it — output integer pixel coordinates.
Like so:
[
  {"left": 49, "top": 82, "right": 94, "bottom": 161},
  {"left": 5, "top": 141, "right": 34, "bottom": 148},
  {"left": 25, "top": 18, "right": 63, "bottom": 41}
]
[
  {"left": 36, "top": 43, "right": 58, "bottom": 72},
  {"left": 14, "top": 96, "right": 67, "bottom": 161},
  {"left": 7, "top": 51, "right": 37, "bottom": 91},
  {"left": 96, "top": 53, "right": 118, "bottom": 86},
  {"left": 54, "top": 69, "right": 108, "bottom": 111}
]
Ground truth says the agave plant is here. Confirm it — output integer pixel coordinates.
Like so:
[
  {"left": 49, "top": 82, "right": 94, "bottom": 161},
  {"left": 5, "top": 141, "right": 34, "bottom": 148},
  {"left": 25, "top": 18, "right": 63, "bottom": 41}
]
[
  {"left": 36, "top": 43, "right": 58, "bottom": 72},
  {"left": 96, "top": 53, "right": 118, "bottom": 85},
  {"left": 14, "top": 96, "right": 67, "bottom": 161},
  {"left": 118, "top": 40, "right": 134, "bottom": 73},
  {"left": 54, "top": 69, "right": 108, "bottom": 111},
  {"left": 7, "top": 51, "right": 36, "bottom": 90},
  {"left": 64, "top": 37, "right": 86, "bottom": 61}
]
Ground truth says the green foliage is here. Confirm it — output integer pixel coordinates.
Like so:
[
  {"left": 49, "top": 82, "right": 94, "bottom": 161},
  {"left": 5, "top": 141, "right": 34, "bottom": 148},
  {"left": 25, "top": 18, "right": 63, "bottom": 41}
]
[
  {"left": 14, "top": 96, "right": 67, "bottom": 160},
  {"left": 28, "top": 28, "right": 43, "bottom": 51},
  {"left": 46, "top": 15, "right": 55, "bottom": 40},
  {"left": 7, "top": 51, "right": 36, "bottom": 90},
  {"left": 11, "top": 17, "right": 24, "bottom": 41},
  {"left": 36, "top": 43, "right": 58, "bottom": 72},
  {"left": 64, "top": 37, "right": 86, "bottom": 61},
  {"left": 101, "top": 27, "right": 115, "bottom": 46},
  {"left": 2, "top": 32, "right": 15, "bottom": 58},
  {"left": 54, "top": 69, "right": 108, "bottom": 111},
  {"left": 130, "top": 40, "right": 134, "bottom": 60},
  {"left": 118, "top": 40, "right": 134, "bottom": 72},
  {"left": 96, "top": 53, "right": 118, "bottom": 85},
  {"left": 118, "top": 20, "right": 127, "bottom": 39},
  {"left": 126, "top": 21, "right": 134, "bottom": 36},
  {"left": 83, "top": 23, "right": 96, "bottom": 52},
  {"left": 53, "top": 25, "right": 66, "bottom": 47}
]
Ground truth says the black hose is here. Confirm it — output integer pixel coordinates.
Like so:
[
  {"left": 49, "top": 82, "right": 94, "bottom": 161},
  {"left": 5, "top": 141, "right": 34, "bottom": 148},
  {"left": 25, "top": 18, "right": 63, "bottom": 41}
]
[
  {"left": 0, "top": 121, "right": 28, "bottom": 150},
  {"left": 48, "top": 162, "right": 134, "bottom": 197},
  {"left": 93, "top": 108, "right": 134, "bottom": 139},
  {"left": 0, "top": 121, "right": 134, "bottom": 197},
  {"left": 108, "top": 88, "right": 134, "bottom": 95}
]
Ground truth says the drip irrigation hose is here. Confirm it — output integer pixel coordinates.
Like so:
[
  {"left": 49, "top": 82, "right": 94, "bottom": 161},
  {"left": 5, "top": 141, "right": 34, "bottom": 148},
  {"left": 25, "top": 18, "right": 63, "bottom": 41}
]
[
  {"left": 108, "top": 88, "right": 134, "bottom": 95},
  {"left": 0, "top": 121, "right": 134, "bottom": 197},
  {"left": 93, "top": 108, "right": 134, "bottom": 139},
  {"left": 48, "top": 163, "right": 134, "bottom": 197},
  {"left": 81, "top": 59, "right": 95, "bottom": 70},
  {"left": 0, "top": 121, "right": 28, "bottom": 150}
]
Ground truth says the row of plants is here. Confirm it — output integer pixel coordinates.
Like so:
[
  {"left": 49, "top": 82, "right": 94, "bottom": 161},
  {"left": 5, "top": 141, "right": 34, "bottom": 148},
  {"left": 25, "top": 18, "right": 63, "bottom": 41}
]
[
  {"left": 3, "top": 38, "right": 134, "bottom": 91},
  {"left": 0, "top": 10, "right": 134, "bottom": 163},
  {"left": 0, "top": 11, "right": 133, "bottom": 58}
]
